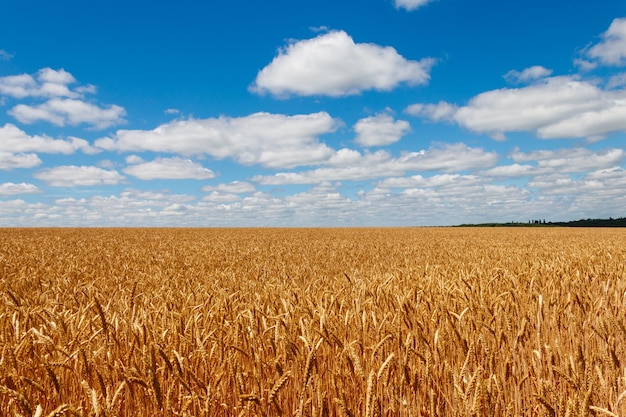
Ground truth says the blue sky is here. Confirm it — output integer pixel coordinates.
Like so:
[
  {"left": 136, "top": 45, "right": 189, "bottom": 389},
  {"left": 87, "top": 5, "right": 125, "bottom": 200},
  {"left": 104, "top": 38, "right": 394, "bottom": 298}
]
[{"left": 1, "top": 0, "right": 625, "bottom": 226}]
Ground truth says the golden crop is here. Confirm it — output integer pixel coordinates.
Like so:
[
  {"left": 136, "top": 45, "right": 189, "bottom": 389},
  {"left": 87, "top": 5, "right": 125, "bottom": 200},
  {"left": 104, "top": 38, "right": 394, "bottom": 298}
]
[{"left": 0, "top": 227, "right": 625, "bottom": 416}]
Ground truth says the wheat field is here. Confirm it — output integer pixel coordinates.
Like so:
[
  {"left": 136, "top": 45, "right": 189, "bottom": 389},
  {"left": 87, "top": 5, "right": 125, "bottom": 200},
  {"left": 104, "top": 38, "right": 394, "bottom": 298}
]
[{"left": 0, "top": 227, "right": 625, "bottom": 416}]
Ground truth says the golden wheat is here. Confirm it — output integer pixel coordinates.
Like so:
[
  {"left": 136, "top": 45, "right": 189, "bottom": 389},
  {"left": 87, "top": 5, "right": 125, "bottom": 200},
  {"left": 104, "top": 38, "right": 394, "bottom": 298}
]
[{"left": 0, "top": 227, "right": 624, "bottom": 416}]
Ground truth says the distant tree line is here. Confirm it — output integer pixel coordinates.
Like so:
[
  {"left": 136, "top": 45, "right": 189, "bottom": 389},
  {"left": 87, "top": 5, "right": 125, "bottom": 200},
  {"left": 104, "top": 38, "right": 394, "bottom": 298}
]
[
  {"left": 549, "top": 217, "right": 626, "bottom": 227},
  {"left": 456, "top": 217, "right": 626, "bottom": 227}
]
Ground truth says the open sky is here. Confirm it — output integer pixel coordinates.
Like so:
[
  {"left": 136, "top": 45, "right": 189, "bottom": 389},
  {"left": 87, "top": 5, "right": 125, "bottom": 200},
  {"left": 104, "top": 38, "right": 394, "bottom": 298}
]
[{"left": 1, "top": 0, "right": 625, "bottom": 226}]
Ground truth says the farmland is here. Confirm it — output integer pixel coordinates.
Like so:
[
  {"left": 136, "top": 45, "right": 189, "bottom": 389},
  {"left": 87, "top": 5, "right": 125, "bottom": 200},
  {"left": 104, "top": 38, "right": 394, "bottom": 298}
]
[{"left": 1, "top": 227, "right": 625, "bottom": 416}]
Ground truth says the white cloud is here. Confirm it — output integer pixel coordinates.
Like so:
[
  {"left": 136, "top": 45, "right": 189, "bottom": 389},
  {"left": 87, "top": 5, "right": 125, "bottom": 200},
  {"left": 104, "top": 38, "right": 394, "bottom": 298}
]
[
  {"left": 165, "top": 108, "right": 180, "bottom": 115},
  {"left": 0, "top": 152, "right": 41, "bottom": 170},
  {"left": 398, "top": 143, "right": 498, "bottom": 171},
  {"left": 585, "top": 17, "right": 626, "bottom": 66},
  {"left": 0, "top": 182, "right": 41, "bottom": 196},
  {"left": 202, "top": 181, "right": 256, "bottom": 194},
  {"left": 511, "top": 147, "right": 624, "bottom": 171},
  {"left": 405, "top": 101, "right": 457, "bottom": 121},
  {"left": 480, "top": 164, "right": 535, "bottom": 177},
  {"left": 0, "top": 68, "right": 125, "bottom": 129},
  {"left": 0, "top": 123, "right": 97, "bottom": 154},
  {"left": 354, "top": 113, "right": 411, "bottom": 147},
  {"left": 527, "top": 168, "right": 626, "bottom": 201},
  {"left": 504, "top": 66, "right": 553, "bottom": 83},
  {"left": 96, "top": 112, "right": 339, "bottom": 169},
  {"left": 476, "top": 148, "right": 624, "bottom": 179},
  {"left": 1, "top": 156, "right": 625, "bottom": 226},
  {"left": 38, "top": 68, "right": 76, "bottom": 85},
  {"left": 377, "top": 173, "right": 482, "bottom": 189},
  {"left": 34, "top": 165, "right": 125, "bottom": 187},
  {"left": 125, "top": 155, "right": 144, "bottom": 164},
  {"left": 586, "top": 166, "right": 626, "bottom": 183},
  {"left": 408, "top": 76, "right": 626, "bottom": 139},
  {"left": 9, "top": 98, "right": 126, "bottom": 129},
  {"left": 394, "top": 0, "right": 434, "bottom": 11},
  {"left": 123, "top": 157, "right": 216, "bottom": 180},
  {"left": 0, "top": 68, "right": 79, "bottom": 99},
  {"left": 202, "top": 191, "right": 242, "bottom": 203},
  {"left": 253, "top": 143, "right": 498, "bottom": 184},
  {"left": 251, "top": 30, "right": 435, "bottom": 97},
  {"left": 536, "top": 102, "right": 626, "bottom": 139}
]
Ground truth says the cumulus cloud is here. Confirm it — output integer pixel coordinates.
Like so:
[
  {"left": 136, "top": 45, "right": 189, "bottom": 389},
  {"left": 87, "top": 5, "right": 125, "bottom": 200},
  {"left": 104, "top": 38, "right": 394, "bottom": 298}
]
[
  {"left": 478, "top": 147, "right": 624, "bottom": 179},
  {"left": 0, "top": 68, "right": 126, "bottom": 129},
  {"left": 585, "top": 17, "right": 626, "bottom": 66},
  {"left": 405, "top": 101, "right": 457, "bottom": 121},
  {"left": 2, "top": 157, "right": 625, "bottom": 226},
  {"left": 527, "top": 168, "right": 626, "bottom": 202},
  {"left": 0, "top": 68, "right": 79, "bottom": 99},
  {"left": 377, "top": 173, "right": 482, "bottom": 189},
  {"left": 394, "top": 0, "right": 434, "bottom": 11},
  {"left": 202, "top": 192, "right": 242, "bottom": 203},
  {"left": 96, "top": 112, "right": 339, "bottom": 169},
  {"left": 253, "top": 143, "right": 497, "bottom": 184},
  {"left": 0, "top": 123, "right": 97, "bottom": 154},
  {"left": 9, "top": 98, "right": 126, "bottom": 129},
  {"left": 34, "top": 166, "right": 125, "bottom": 187},
  {"left": 251, "top": 30, "right": 435, "bottom": 97},
  {"left": 354, "top": 113, "right": 411, "bottom": 147},
  {"left": 407, "top": 76, "right": 626, "bottom": 140},
  {"left": 202, "top": 181, "right": 256, "bottom": 194},
  {"left": 123, "top": 157, "right": 216, "bottom": 180},
  {"left": 504, "top": 66, "right": 553, "bottom": 83},
  {"left": 0, "top": 182, "right": 41, "bottom": 196},
  {"left": 0, "top": 152, "right": 42, "bottom": 170},
  {"left": 480, "top": 164, "right": 536, "bottom": 177},
  {"left": 511, "top": 147, "right": 624, "bottom": 172}
]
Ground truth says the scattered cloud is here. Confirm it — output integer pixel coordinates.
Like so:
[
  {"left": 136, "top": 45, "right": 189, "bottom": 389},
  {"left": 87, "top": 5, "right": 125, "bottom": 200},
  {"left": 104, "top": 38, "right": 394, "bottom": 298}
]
[
  {"left": 253, "top": 143, "right": 498, "bottom": 184},
  {"left": 405, "top": 101, "right": 457, "bottom": 121},
  {"left": 123, "top": 157, "right": 216, "bottom": 180},
  {"left": 354, "top": 112, "right": 411, "bottom": 147},
  {"left": 407, "top": 76, "right": 626, "bottom": 140},
  {"left": 584, "top": 17, "right": 626, "bottom": 66},
  {"left": 0, "top": 10, "right": 625, "bottom": 227},
  {"left": 9, "top": 98, "right": 126, "bottom": 129},
  {"left": 0, "top": 68, "right": 126, "bottom": 129},
  {"left": 202, "top": 191, "right": 242, "bottom": 203},
  {"left": 0, "top": 182, "right": 41, "bottom": 196},
  {"left": 510, "top": 147, "right": 624, "bottom": 171},
  {"left": 0, "top": 123, "right": 98, "bottom": 154},
  {"left": 479, "top": 164, "right": 536, "bottom": 177},
  {"left": 1, "top": 150, "right": 625, "bottom": 226},
  {"left": 394, "top": 0, "right": 435, "bottom": 12},
  {"left": 251, "top": 30, "right": 435, "bottom": 97},
  {"left": 34, "top": 165, "right": 125, "bottom": 187},
  {"left": 202, "top": 181, "right": 256, "bottom": 194},
  {"left": 377, "top": 173, "right": 482, "bottom": 189},
  {"left": 0, "top": 68, "right": 80, "bottom": 99},
  {"left": 504, "top": 66, "right": 553, "bottom": 83},
  {"left": 479, "top": 147, "right": 624, "bottom": 178},
  {"left": 0, "top": 152, "right": 42, "bottom": 170},
  {"left": 96, "top": 112, "right": 339, "bottom": 169}
]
